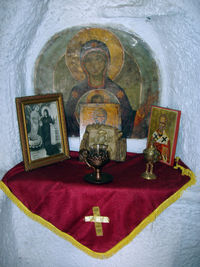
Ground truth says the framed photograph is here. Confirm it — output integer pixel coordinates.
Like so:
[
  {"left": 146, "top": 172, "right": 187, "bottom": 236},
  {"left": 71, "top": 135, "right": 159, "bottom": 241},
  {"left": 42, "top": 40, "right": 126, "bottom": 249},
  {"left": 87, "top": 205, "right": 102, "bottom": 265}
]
[
  {"left": 79, "top": 103, "right": 121, "bottom": 141},
  {"left": 147, "top": 105, "right": 181, "bottom": 166},
  {"left": 16, "top": 93, "right": 70, "bottom": 171}
]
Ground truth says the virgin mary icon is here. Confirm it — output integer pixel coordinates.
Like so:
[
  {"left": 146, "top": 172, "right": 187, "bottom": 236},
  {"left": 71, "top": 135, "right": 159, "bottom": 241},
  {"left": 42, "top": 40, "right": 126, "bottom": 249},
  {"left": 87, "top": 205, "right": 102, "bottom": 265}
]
[{"left": 65, "top": 39, "right": 136, "bottom": 137}]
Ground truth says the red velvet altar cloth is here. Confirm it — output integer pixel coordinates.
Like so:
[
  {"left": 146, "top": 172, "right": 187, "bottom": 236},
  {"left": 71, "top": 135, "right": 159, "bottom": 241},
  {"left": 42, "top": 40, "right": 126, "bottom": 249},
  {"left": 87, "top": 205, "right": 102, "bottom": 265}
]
[{"left": 1, "top": 151, "right": 193, "bottom": 257}]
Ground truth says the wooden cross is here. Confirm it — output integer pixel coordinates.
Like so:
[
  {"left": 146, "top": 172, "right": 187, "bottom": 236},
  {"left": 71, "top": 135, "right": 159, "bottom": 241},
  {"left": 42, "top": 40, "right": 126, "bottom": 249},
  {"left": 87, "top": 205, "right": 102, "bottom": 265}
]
[{"left": 84, "top": 206, "right": 109, "bottom": 236}]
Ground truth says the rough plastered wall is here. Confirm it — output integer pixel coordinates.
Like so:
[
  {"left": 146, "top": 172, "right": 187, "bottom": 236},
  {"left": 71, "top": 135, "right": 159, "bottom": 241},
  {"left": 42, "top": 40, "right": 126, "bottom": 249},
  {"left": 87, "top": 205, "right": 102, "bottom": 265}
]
[{"left": 0, "top": 0, "right": 200, "bottom": 267}]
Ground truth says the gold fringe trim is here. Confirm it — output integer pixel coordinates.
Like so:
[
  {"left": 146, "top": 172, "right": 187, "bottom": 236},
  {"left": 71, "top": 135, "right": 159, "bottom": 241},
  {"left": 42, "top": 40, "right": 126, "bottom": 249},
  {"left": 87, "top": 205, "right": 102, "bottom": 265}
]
[
  {"left": 173, "top": 157, "right": 196, "bottom": 180},
  {"left": 0, "top": 162, "right": 196, "bottom": 259}
]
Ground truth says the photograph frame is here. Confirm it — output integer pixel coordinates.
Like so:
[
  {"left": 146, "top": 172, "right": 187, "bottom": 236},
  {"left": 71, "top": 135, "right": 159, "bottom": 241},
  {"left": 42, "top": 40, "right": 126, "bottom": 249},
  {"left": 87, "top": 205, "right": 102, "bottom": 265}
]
[
  {"left": 147, "top": 105, "right": 181, "bottom": 166},
  {"left": 16, "top": 93, "right": 70, "bottom": 171}
]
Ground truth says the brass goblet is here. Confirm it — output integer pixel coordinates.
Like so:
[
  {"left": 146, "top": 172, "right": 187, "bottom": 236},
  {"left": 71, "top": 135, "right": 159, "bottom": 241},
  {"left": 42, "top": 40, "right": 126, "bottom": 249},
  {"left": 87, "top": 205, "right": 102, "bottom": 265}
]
[
  {"left": 141, "top": 141, "right": 161, "bottom": 180},
  {"left": 79, "top": 144, "right": 113, "bottom": 184}
]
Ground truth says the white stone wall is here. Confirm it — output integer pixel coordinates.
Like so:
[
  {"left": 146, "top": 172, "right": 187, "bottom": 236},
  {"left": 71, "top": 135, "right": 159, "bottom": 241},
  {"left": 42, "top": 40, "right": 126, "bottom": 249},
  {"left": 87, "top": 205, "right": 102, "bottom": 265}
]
[{"left": 0, "top": 0, "right": 200, "bottom": 266}]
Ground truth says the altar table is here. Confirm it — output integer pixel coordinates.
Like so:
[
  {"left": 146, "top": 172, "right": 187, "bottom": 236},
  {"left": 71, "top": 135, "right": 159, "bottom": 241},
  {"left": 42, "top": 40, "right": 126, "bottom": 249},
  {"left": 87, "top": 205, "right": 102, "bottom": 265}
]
[{"left": 0, "top": 151, "right": 195, "bottom": 259}]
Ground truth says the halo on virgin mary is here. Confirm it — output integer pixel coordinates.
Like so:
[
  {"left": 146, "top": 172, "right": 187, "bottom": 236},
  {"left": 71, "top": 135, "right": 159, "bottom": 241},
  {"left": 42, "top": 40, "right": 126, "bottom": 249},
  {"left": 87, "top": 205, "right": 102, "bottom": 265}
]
[{"left": 65, "top": 27, "right": 124, "bottom": 81}]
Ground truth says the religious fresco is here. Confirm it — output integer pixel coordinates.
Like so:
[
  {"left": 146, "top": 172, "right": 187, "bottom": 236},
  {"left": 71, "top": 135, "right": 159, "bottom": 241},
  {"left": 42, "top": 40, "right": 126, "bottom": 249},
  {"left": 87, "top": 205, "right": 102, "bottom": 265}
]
[{"left": 34, "top": 26, "right": 160, "bottom": 138}]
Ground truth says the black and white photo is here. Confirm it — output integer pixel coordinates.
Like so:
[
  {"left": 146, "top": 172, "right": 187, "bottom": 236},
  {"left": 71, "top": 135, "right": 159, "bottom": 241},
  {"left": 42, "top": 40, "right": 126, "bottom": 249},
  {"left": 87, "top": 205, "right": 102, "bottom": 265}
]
[{"left": 16, "top": 93, "right": 69, "bottom": 170}]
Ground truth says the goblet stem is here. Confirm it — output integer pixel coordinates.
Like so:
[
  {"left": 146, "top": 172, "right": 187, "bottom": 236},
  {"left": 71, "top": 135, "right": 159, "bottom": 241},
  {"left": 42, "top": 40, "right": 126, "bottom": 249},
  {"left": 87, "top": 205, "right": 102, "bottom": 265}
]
[{"left": 96, "top": 168, "right": 101, "bottom": 180}]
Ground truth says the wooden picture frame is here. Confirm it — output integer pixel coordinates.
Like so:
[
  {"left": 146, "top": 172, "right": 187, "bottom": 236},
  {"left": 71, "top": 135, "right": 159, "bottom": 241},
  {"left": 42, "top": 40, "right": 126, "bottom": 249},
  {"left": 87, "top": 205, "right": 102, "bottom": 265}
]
[
  {"left": 147, "top": 105, "right": 181, "bottom": 166},
  {"left": 79, "top": 103, "right": 121, "bottom": 142},
  {"left": 16, "top": 93, "right": 70, "bottom": 171}
]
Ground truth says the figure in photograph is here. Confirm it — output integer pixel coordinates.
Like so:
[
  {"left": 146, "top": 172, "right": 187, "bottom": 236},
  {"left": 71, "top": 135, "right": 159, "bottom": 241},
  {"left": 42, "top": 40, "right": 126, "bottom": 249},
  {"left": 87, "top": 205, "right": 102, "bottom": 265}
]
[
  {"left": 26, "top": 105, "right": 43, "bottom": 150},
  {"left": 79, "top": 103, "right": 121, "bottom": 142},
  {"left": 41, "top": 108, "right": 60, "bottom": 156},
  {"left": 151, "top": 114, "right": 170, "bottom": 163},
  {"left": 93, "top": 108, "right": 107, "bottom": 125},
  {"left": 66, "top": 39, "right": 155, "bottom": 138}
]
